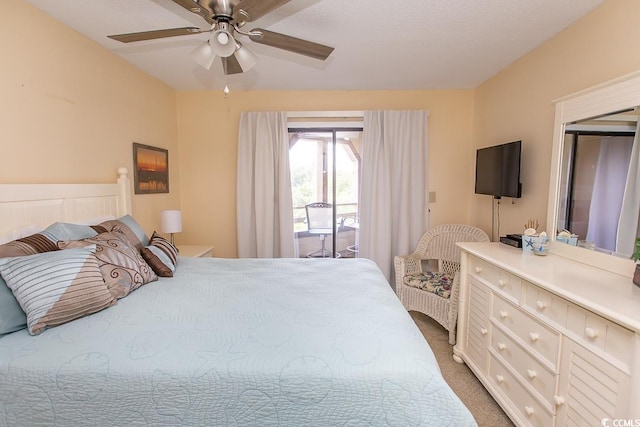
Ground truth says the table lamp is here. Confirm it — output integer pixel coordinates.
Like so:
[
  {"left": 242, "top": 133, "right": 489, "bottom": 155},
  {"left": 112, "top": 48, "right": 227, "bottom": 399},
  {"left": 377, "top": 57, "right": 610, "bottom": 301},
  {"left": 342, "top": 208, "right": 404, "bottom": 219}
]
[{"left": 160, "top": 209, "right": 182, "bottom": 245}]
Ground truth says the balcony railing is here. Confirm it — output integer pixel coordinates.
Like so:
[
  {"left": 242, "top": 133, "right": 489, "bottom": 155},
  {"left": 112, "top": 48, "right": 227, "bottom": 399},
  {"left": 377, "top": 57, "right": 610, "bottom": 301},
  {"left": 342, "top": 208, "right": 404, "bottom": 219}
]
[{"left": 293, "top": 202, "right": 358, "bottom": 233}]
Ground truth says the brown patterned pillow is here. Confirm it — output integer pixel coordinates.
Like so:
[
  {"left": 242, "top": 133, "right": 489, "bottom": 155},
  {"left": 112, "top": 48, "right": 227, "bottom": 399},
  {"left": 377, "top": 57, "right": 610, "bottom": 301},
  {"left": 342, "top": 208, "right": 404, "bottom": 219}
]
[
  {"left": 98, "top": 215, "right": 149, "bottom": 250},
  {"left": 140, "top": 231, "right": 178, "bottom": 277},
  {"left": 58, "top": 230, "right": 157, "bottom": 299}
]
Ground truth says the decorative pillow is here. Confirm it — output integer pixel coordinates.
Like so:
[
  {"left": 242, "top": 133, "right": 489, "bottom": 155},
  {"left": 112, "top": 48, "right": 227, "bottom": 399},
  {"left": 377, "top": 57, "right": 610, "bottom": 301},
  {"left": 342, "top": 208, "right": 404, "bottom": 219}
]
[
  {"left": 42, "top": 222, "right": 100, "bottom": 242},
  {"left": 0, "top": 245, "right": 116, "bottom": 335},
  {"left": 0, "top": 277, "right": 27, "bottom": 336},
  {"left": 0, "top": 232, "right": 58, "bottom": 258},
  {"left": 98, "top": 215, "right": 149, "bottom": 250},
  {"left": 0, "top": 231, "right": 61, "bottom": 336},
  {"left": 403, "top": 271, "right": 454, "bottom": 299},
  {"left": 58, "top": 230, "right": 157, "bottom": 299},
  {"left": 140, "top": 232, "right": 178, "bottom": 277}
]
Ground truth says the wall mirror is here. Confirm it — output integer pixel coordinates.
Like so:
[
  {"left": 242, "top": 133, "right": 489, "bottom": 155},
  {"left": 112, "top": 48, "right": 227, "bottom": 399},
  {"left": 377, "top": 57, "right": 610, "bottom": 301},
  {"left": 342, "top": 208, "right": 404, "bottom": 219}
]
[{"left": 547, "top": 72, "right": 640, "bottom": 277}]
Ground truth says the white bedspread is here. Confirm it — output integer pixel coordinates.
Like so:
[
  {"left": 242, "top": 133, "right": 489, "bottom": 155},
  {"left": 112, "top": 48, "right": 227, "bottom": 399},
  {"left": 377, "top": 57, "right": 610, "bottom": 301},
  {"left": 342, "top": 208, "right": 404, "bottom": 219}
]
[{"left": 0, "top": 257, "right": 475, "bottom": 426}]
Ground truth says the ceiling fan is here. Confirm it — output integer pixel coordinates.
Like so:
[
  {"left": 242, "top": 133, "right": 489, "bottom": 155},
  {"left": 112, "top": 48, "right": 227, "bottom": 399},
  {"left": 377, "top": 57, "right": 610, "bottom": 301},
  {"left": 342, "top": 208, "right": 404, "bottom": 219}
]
[{"left": 107, "top": 0, "right": 334, "bottom": 75}]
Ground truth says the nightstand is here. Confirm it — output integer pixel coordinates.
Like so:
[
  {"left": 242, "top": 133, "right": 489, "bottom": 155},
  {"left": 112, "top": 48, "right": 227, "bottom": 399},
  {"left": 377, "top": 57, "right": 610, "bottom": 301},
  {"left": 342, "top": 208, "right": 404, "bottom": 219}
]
[{"left": 177, "top": 245, "right": 214, "bottom": 258}]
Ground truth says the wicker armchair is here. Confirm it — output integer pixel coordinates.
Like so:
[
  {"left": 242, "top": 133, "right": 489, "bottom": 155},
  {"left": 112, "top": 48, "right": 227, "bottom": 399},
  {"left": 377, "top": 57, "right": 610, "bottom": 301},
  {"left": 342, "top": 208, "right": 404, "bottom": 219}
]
[{"left": 394, "top": 224, "right": 489, "bottom": 345}]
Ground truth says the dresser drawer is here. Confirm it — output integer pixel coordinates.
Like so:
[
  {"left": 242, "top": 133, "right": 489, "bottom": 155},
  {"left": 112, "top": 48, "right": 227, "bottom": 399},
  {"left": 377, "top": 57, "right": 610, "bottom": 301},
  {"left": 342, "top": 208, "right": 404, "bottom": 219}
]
[
  {"left": 468, "top": 255, "right": 492, "bottom": 283},
  {"left": 468, "top": 255, "right": 521, "bottom": 302},
  {"left": 489, "top": 354, "right": 555, "bottom": 427},
  {"left": 491, "top": 324, "right": 557, "bottom": 409},
  {"left": 493, "top": 294, "right": 560, "bottom": 367},
  {"left": 523, "top": 281, "right": 568, "bottom": 329},
  {"left": 524, "top": 281, "right": 633, "bottom": 370},
  {"left": 566, "top": 304, "right": 634, "bottom": 371}
]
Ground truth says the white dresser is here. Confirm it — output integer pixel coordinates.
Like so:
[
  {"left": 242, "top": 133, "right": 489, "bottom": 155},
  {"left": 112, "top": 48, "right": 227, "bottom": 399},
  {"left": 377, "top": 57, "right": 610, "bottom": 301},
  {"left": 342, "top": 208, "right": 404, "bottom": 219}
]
[{"left": 453, "top": 242, "right": 640, "bottom": 427}]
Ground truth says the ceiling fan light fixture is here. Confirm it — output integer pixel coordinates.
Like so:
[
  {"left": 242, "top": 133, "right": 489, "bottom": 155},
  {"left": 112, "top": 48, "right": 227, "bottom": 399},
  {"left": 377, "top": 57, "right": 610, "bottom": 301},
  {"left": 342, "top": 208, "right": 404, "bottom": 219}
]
[
  {"left": 191, "top": 40, "right": 216, "bottom": 70},
  {"left": 107, "top": 0, "right": 336, "bottom": 75},
  {"left": 210, "top": 23, "right": 236, "bottom": 58},
  {"left": 216, "top": 32, "right": 229, "bottom": 44},
  {"left": 232, "top": 41, "right": 258, "bottom": 72}
]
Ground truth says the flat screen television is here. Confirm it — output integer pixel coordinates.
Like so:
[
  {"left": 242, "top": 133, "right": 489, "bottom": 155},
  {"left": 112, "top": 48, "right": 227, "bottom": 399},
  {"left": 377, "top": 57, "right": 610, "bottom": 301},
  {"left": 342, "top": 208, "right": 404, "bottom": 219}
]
[{"left": 475, "top": 140, "right": 522, "bottom": 199}]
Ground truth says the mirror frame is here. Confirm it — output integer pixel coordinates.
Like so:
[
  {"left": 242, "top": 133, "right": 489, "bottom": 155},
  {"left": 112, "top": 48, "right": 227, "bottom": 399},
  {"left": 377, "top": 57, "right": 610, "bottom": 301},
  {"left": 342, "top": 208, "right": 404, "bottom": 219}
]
[{"left": 546, "top": 71, "right": 640, "bottom": 278}]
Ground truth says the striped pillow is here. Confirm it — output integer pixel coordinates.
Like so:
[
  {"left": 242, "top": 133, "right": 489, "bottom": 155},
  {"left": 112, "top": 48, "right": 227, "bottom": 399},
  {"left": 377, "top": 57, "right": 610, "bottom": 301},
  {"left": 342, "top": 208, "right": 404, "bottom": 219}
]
[
  {"left": 0, "top": 232, "right": 58, "bottom": 258},
  {"left": 140, "top": 232, "right": 178, "bottom": 277},
  {"left": 0, "top": 231, "right": 60, "bottom": 336},
  {"left": 0, "top": 245, "right": 116, "bottom": 335}
]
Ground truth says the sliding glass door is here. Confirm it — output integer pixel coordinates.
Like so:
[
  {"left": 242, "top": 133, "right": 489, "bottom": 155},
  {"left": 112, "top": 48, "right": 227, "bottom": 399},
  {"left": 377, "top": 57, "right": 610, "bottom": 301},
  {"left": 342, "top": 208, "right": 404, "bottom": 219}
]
[{"left": 289, "top": 128, "right": 361, "bottom": 258}]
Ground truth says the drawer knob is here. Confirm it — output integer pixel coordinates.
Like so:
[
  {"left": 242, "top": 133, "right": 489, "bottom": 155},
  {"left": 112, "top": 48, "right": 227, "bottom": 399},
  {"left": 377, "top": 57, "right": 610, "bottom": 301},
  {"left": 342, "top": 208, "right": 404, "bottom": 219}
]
[
  {"left": 498, "top": 279, "right": 506, "bottom": 287},
  {"left": 536, "top": 300, "right": 547, "bottom": 310},
  {"left": 474, "top": 266, "right": 483, "bottom": 274},
  {"left": 527, "top": 369, "right": 537, "bottom": 379},
  {"left": 497, "top": 342, "right": 506, "bottom": 351},
  {"left": 524, "top": 406, "right": 535, "bottom": 416},
  {"left": 496, "top": 374, "right": 504, "bottom": 383},
  {"left": 480, "top": 328, "right": 488, "bottom": 336},
  {"left": 553, "top": 395, "right": 565, "bottom": 406},
  {"left": 499, "top": 310, "right": 508, "bottom": 319},
  {"left": 585, "top": 327, "right": 599, "bottom": 339},
  {"left": 528, "top": 332, "right": 540, "bottom": 342}
]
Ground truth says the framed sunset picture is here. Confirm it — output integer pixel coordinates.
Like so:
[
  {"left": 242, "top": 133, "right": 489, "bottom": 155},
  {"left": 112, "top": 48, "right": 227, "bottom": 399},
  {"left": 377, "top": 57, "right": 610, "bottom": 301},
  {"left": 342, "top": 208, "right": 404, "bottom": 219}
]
[{"left": 133, "top": 143, "right": 169, "bottom": 194}]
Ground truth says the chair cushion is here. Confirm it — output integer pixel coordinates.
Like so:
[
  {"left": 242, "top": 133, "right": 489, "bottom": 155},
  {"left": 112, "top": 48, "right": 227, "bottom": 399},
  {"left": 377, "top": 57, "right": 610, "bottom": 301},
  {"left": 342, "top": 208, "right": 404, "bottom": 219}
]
[{"left": 403, "top": 271, "right": 454, "bottom": 299}]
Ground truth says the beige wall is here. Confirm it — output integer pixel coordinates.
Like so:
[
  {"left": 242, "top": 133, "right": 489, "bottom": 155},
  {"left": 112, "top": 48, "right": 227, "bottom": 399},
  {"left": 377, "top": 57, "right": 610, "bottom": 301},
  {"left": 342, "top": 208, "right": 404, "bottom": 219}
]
[
  {"left": 5, "top": 0, "right": 640, "bottom": 256},
  {"left": 1, "top": 1, "right": 179, "bottom": 234},
  {"left": 177, "top": 90, "right": 474, "bottom": 257},
  {"left": 471, "top": 0, "right": 640, "bottom": 239}
]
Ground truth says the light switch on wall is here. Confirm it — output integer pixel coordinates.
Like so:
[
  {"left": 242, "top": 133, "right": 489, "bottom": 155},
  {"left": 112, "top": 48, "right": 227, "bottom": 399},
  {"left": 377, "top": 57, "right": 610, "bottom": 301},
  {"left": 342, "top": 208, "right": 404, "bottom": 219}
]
[{"left": 429, "top": 191, "right": 436, "bottom": 203}]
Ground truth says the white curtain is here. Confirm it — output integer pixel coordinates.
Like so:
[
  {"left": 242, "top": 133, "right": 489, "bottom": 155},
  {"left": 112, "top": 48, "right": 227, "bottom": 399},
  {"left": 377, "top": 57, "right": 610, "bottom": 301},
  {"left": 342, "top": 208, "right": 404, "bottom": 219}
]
[
  {"left": 359, "top": 110, "right": 429, "bottom": 287},
  {"left": 616, "top": 122, "right": 640, "bottom": 255},
  {"left": 586, "top": 136, "right": 633, "bottom": 251},
  {"left": 237, "top": 111, "right": 295, "bottom": 258}
]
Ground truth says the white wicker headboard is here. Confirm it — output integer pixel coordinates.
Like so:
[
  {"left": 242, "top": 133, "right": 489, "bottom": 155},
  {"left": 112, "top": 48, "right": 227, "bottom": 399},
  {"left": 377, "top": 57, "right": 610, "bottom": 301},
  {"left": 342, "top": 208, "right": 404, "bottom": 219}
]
[{"left": 0, "top": 167, "right": 131, "bottom": 235}]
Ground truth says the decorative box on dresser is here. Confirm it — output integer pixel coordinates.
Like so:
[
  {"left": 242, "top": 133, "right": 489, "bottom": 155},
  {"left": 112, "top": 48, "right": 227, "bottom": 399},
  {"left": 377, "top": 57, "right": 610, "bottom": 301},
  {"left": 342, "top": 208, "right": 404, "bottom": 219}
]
[{"left": 453, "top": 242, "right": 640, "bottom": 427}]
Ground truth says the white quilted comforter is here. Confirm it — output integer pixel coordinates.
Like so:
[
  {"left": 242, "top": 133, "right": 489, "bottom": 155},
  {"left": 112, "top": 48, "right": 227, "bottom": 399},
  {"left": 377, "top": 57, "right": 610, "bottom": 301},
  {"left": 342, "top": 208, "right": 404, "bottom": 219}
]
[{"left": 0, "top": 257, "right": 475, "bottom": 426}]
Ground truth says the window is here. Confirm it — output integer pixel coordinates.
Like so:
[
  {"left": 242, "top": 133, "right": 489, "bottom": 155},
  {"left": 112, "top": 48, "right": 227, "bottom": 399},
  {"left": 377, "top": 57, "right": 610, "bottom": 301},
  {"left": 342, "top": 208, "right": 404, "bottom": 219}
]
[{"left": 289, "top": 128, "right": 362, "bottom": 258}]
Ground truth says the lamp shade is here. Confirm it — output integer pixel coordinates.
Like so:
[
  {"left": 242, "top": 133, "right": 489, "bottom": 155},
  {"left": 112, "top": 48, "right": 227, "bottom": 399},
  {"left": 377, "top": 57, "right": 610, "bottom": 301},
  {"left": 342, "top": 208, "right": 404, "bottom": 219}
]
[
  {"left": 191, "top": 40, "right": 217, "bottom": 70},
  {"left": 232, "top": 41, "right": 258, "bottom": 72},
  {"left": 160, "top": 210, "right": 182, "bottom": 234},
  {"left": 210, "top": 23, "right": 236, "bottom": 58}
]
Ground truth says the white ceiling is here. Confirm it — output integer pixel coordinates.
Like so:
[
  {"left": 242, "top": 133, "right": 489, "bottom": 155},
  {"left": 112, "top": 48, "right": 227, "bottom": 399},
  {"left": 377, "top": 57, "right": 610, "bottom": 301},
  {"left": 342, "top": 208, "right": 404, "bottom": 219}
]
[{"left": 25, "top": 0, "right": 604, "bottom": 91}]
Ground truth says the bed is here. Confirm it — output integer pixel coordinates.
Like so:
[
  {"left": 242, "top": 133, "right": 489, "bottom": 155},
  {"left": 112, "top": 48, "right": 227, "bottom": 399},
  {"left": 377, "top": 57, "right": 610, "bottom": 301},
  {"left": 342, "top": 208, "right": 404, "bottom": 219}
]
[{"left": 0, "top": 169, "right": 475, "bottom": 426}]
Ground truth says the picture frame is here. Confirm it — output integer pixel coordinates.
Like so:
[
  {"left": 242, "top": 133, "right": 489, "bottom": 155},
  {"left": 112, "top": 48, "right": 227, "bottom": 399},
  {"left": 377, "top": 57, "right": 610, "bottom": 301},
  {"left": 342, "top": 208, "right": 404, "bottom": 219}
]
[{"left": 132, "top": 143, "right": 169, "bottom": 194}]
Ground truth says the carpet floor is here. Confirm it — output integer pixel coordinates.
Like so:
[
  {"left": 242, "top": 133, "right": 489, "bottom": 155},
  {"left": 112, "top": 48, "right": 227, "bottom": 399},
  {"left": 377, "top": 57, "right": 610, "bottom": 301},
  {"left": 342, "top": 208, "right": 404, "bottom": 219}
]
[{"left": 410, "top": 311, "right": 515, "bottom": 427}]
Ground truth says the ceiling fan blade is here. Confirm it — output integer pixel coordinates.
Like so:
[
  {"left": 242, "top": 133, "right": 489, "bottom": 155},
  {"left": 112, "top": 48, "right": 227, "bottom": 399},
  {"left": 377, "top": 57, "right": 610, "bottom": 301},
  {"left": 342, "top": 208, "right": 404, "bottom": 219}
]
[
  {"left": 235, "top": 0, "right": 292, "bottom": 22},
  {"left": 171, "top": 0, "right": 214, "bottom": 24},
  {"left": 107, "top": 27, "right": 204, "bottom": 43},
  {"left": 249, "top": 29, "right": 334, "bottom": 60},
  {"left": 222, "top": 56, "right": 244, "bottom": 75}
]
